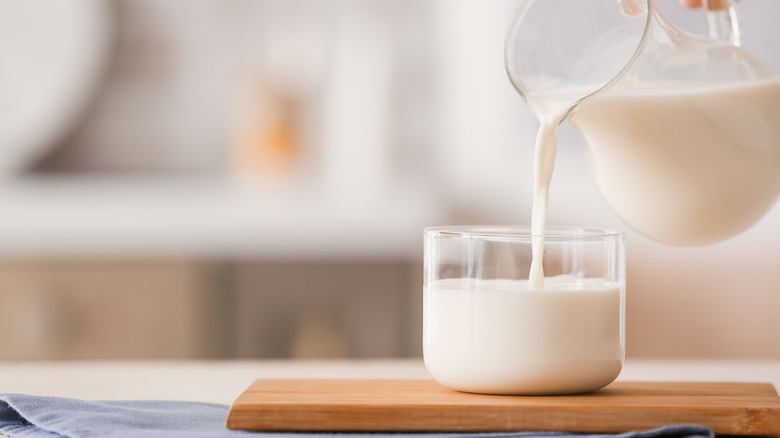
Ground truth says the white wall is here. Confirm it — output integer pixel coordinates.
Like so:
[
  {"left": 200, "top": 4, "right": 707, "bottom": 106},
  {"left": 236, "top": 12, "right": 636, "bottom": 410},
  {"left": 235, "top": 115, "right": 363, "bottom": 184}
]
[{"left": 4, "top": 0, "right": 779, "bottom": 358}]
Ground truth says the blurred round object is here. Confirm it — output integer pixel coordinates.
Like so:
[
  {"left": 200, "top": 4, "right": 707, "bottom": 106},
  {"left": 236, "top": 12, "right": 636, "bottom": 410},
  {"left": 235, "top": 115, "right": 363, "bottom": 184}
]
[{"left": 0, "top": 0, "right": 112, "bottom": 174}]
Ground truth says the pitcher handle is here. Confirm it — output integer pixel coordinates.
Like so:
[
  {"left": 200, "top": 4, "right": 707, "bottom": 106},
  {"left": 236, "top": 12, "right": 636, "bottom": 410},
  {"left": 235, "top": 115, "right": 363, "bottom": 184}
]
[{"left": 704, "top": 0, "right": 741, "bottom": 46}]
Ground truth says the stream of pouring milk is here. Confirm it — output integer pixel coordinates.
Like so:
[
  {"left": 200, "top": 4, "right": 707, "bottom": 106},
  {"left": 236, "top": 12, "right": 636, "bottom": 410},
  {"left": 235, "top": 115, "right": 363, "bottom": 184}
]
[{"left": 528, "top": 100, "right": 573, "bottom": 289}]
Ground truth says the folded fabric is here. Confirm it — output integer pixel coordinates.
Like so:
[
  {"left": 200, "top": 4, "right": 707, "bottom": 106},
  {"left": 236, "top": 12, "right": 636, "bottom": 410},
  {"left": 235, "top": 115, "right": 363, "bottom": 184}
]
[{"left": 0, "top": 393, "right": 714, "bottom": 438}]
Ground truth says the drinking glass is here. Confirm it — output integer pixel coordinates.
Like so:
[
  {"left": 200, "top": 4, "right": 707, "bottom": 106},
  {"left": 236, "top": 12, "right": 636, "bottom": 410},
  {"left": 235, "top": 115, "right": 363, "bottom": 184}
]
[{"left": 423, "top": 226, "right": 626, "bottom": 395}]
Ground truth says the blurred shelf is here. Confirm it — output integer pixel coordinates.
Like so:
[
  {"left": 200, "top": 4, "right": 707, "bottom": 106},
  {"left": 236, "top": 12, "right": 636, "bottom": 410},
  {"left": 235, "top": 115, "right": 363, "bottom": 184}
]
[{"left": 0, "top": 175, "right": 444, "bottom": 260}]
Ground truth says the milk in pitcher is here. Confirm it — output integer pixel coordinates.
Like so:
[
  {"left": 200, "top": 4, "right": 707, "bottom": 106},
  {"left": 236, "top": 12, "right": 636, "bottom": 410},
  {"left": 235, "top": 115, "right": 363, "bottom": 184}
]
[{"left": 566, "top": 78, "right": 780, "bottom": 245}]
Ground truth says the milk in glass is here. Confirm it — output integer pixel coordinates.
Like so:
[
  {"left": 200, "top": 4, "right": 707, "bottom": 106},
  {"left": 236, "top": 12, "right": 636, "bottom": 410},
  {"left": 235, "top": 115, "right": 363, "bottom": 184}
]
[{"left": 424, "top": 277, "right": 623, "bottom": 395}]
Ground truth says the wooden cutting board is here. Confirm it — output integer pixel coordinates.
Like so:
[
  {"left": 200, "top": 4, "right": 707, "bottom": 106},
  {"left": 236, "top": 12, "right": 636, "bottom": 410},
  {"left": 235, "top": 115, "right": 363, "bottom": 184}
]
[{"left": 226, "top": 379, "right": 780, "bottom": 435}]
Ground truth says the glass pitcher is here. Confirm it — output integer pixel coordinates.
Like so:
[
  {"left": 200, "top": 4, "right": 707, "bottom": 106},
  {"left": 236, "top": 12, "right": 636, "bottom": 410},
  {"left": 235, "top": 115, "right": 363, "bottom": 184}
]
[{"left": 506, "top": 0, "right": 780, "bottom": 246}]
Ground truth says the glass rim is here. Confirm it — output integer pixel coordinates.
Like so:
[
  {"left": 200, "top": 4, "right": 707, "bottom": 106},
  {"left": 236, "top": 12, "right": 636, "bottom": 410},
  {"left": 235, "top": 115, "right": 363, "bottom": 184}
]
[{"left": 424, "top": 225, "right": 625, "bottom": 240}]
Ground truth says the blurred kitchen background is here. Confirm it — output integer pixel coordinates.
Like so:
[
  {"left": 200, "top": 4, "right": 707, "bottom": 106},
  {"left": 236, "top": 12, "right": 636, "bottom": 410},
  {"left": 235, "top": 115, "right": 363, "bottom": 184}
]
[{"left": 1, "top": 0, "right": 778, "bottom": 361}]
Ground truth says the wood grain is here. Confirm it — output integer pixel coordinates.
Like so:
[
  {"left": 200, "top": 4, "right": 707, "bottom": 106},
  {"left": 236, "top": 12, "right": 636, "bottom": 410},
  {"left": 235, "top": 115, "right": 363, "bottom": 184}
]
[{"left": 226, "top": 379, "right": 780, "bottom": 435}]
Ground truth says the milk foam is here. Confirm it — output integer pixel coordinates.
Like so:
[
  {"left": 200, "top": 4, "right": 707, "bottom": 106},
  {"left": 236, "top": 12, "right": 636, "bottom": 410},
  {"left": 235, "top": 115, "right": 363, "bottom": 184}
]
[{"left": 423, "top": 276, "right": 623, "bottom": 395}]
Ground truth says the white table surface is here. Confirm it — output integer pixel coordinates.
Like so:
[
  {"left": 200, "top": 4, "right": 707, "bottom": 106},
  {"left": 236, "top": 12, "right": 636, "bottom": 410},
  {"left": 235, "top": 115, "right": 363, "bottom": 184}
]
[{"left": 0, "top": 359, "right": 777, "bottom": 405}]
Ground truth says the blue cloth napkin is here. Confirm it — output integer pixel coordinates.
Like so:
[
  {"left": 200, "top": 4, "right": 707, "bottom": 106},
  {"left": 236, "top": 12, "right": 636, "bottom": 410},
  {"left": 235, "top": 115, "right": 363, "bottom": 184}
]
[{"left": 0, "top": 393, "right": 714, "bottom": 438}]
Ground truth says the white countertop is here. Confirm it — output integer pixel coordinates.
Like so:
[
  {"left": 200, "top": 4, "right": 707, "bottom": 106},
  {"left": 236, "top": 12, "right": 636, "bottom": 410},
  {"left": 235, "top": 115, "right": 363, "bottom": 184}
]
[{"left": 0, "top": 359, "right": 777, "bottom": 405}]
